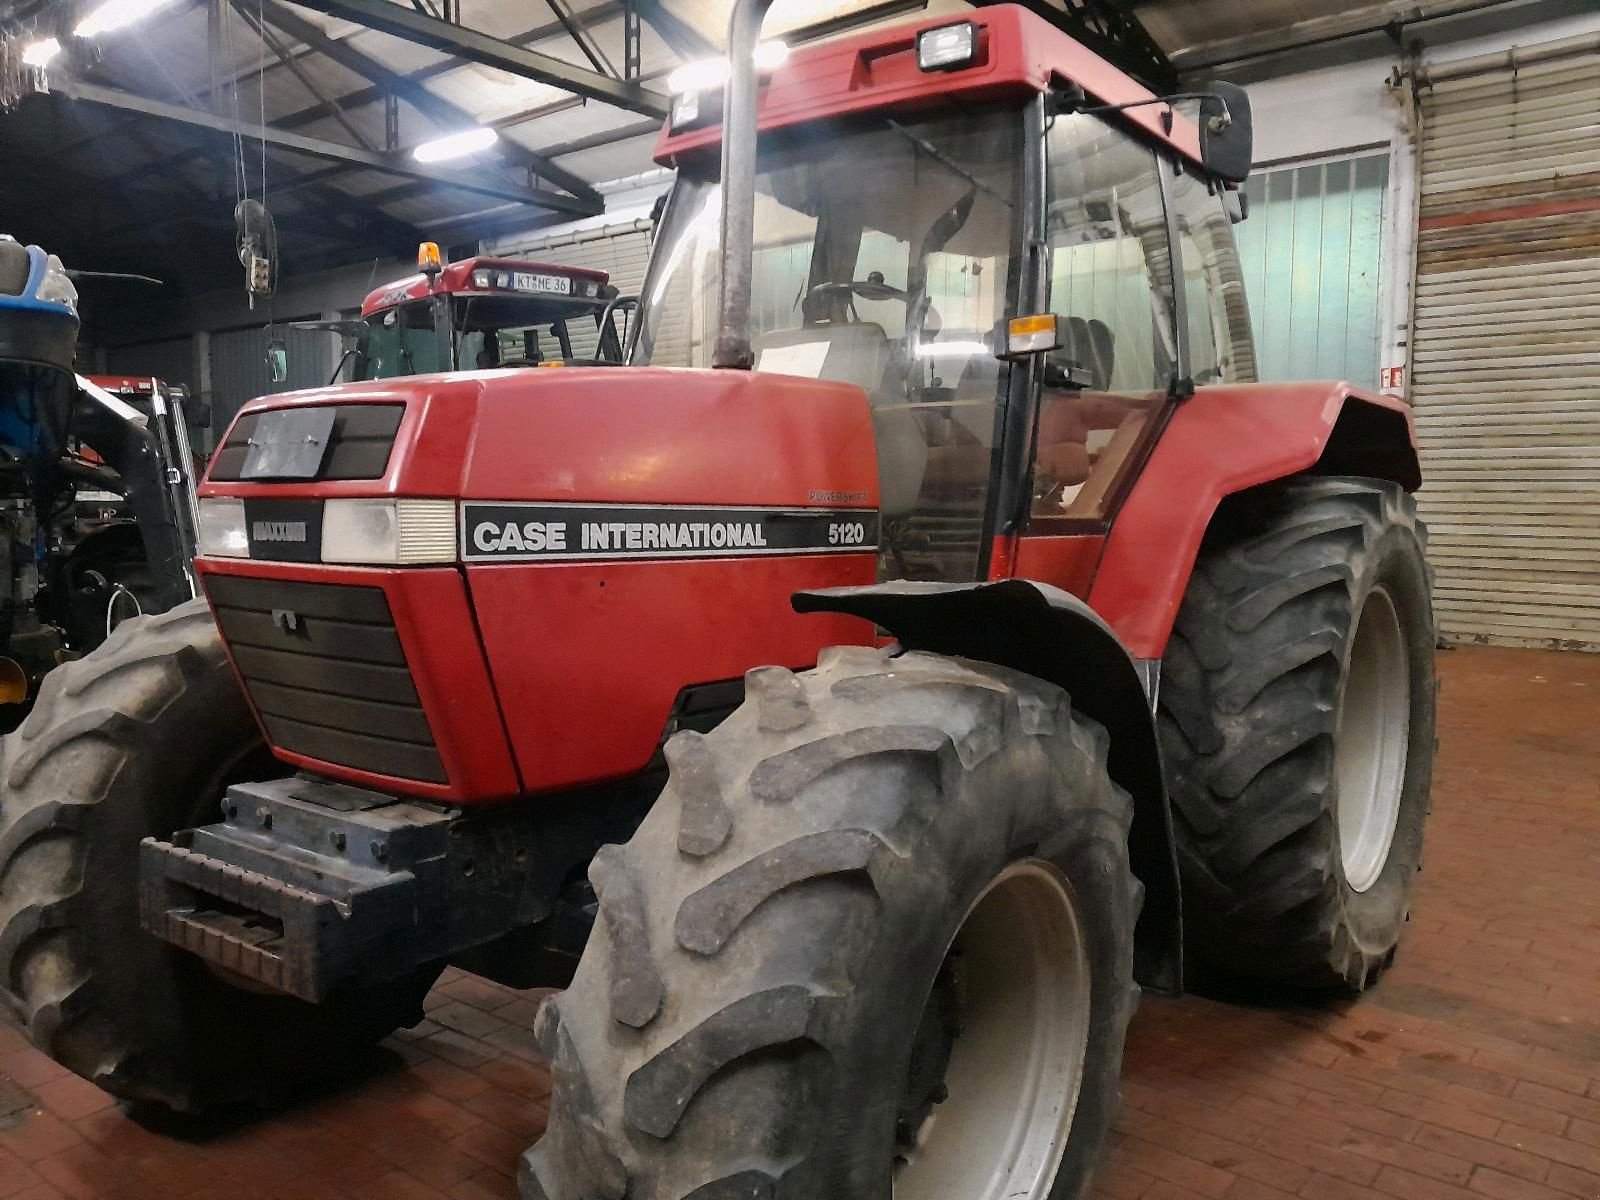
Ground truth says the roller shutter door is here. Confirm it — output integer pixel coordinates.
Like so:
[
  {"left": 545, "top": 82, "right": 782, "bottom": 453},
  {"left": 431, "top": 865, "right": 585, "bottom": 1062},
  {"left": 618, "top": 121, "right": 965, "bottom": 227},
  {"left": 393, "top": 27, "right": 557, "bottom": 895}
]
[
  {"left": 491, "top": 221, "right": 653, "bottom": 360},
  {"left": 1413, "top": 45, "right": 1600, "bottom": 649}
]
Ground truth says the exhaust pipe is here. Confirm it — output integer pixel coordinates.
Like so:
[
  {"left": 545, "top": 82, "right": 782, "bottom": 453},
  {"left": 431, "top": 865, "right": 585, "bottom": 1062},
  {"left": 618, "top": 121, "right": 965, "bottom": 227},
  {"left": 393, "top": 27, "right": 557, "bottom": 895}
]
[{"left": 712, "top": 0, "right": 777, "bottom": 371}]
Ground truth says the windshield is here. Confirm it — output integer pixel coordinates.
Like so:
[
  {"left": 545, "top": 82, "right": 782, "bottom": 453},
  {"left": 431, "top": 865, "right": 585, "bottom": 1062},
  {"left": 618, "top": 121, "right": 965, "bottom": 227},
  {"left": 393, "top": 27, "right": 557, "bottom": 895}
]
[
  {"left": 633, "top": 109, "right": 1021, "bottom": 376},
  {"left": 631, "top": 108, "right": 1023, "bottom": 581},
  {"left": 359, "top": 301, "right": 445, "bottom": 380},
  {"left": 355, "top": 294, "right": 620, "bottom": 380}
]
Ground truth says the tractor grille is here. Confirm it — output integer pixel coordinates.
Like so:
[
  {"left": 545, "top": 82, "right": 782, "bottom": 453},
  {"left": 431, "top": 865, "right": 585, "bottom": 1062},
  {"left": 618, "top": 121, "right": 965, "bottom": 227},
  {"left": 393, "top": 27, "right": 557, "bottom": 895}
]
[
  {"left": 204, "top": 574, "right": 445, "bottom": 784},
  {"left": 209, "top": 404, "right": 404, "bottom": 482}
]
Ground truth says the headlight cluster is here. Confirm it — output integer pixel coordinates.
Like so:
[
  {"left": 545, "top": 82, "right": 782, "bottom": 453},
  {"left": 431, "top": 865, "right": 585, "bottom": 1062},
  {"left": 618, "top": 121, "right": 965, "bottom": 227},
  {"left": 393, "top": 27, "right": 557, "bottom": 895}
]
[{"left": 198, "top": 498, "right": 456, "bottom": 565}]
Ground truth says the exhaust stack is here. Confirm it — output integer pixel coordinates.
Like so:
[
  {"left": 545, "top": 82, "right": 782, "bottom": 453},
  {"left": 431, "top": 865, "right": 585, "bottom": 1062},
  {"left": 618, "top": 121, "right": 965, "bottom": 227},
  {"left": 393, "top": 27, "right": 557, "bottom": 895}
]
[{"left": 711, "top": 0, "right": 777, "bottom": 371}]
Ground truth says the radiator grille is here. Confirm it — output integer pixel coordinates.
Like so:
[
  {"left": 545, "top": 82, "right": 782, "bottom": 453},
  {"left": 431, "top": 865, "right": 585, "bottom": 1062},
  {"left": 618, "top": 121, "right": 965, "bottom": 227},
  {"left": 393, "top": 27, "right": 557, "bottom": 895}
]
[
  {"left": 209, "top": 404, "right": 404, "bottom": 482},
  {"left": 204, "top": 574, "right": 445, "bottom": 784}
]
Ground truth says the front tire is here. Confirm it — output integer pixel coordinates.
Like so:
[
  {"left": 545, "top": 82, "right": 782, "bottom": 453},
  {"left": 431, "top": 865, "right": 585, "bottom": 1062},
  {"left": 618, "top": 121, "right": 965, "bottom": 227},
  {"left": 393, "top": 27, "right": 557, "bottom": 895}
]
[
  {"left": 0, "top": 598, "right": 437, "bottom": 1111},
  {"left": 524, "top": 647, "right": 1141, "bottom": 1200},
  {"left": 1159, "top": 476, "right": 1436, "bottom": 990}
]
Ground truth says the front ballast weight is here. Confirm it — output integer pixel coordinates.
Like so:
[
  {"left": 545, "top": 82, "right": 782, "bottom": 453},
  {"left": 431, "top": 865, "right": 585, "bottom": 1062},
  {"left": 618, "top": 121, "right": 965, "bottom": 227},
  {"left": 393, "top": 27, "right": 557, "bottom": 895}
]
[{"left": 139, "top": 776, "right": 563, "bottom": 1002}]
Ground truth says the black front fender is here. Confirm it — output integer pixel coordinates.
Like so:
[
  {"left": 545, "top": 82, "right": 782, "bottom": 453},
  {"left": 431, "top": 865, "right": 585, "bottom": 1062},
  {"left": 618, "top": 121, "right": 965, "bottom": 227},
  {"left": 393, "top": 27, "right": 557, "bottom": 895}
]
[{"left": 794, "top": 579, "right": 1182, "bottom": 995}]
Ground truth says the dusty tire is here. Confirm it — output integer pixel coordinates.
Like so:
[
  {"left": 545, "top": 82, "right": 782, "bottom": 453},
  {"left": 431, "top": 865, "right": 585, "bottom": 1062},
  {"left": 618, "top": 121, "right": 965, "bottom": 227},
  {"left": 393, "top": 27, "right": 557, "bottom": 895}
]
[
  {"left": 0, "top": 598, "right": 437, "bottom": 1111},
  {"left": 523, "top": 647, "right": 1141, "bottom": 1200},
  {"left": 1159, "top": 476, "right": 1436, "bottom": 990}
]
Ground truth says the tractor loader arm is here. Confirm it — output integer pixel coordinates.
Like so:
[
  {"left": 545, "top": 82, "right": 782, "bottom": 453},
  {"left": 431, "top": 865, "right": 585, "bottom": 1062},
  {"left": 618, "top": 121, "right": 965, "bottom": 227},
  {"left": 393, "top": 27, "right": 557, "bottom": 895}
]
[{"left": 793, "top": 577, "right": 1182, "bottom": 994}]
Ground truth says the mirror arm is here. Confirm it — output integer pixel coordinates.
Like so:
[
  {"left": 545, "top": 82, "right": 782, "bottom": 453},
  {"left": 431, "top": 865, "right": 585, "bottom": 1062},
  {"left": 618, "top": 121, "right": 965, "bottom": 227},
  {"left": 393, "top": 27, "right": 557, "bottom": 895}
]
[{"left": 1052, "top": 90, "right": 1232, "bottom": 132}]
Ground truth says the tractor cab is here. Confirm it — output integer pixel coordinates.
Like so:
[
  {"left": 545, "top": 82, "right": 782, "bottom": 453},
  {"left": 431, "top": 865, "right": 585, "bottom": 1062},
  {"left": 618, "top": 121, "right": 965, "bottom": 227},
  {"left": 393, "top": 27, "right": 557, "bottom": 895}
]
[
  {"left": 630, "top": 9, "right": 1257, "bottom": 584},
  {"left": 344, "top": 248, "right": 625, "bottom": 381}
]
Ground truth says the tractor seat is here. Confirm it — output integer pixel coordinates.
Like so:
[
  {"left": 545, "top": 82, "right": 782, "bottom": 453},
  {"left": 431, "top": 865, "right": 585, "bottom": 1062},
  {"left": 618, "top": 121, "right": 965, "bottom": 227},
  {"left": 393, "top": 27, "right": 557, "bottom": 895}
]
[
  {"left": 0, "top": 242, "right": 29, "bottom": 298},
  {"left": 754, "top": 322, "right": 894, "bottom": 394}
]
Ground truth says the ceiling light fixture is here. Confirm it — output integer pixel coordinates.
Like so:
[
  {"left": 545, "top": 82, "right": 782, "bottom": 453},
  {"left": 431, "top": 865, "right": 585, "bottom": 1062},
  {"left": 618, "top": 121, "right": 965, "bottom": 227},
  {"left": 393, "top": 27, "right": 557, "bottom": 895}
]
[
  {"left": 74, "top": 0, "right": 179, "bottom": 38},
  {"left": 667, "top": 40, "right": 789, "bottom": 95},
  {"left": 21, "top": 37, "right": 61, "bottom": 67},
  {"left": 753, "top": 39, "right": 789, "bottom": 71},
  {"left": 413, "top": 126, "right": 499, "bottom": 163}
]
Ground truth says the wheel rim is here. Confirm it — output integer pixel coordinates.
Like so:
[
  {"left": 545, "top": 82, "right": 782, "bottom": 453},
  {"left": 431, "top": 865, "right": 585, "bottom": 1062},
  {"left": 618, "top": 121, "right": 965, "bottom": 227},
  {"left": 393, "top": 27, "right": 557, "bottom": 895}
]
[
  {"left": 893, "top": 860, "right": 1092, "bottom": 1200},
  {"left": 1335, "top": 585, "right": 1411, "bottom": 893}
]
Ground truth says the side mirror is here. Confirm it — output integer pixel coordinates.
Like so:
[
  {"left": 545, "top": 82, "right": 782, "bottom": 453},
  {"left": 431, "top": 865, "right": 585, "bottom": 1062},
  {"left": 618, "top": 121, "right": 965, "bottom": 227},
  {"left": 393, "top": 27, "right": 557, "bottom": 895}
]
[
  {"left": 183, "top": 395, "right": 212, "bottom": 428},
  {"left": 267, "top": 339, "right": 288, "bottom": 385},
  {"left": 1199, "top": 82, "right": 1252, "bottom": 184}
]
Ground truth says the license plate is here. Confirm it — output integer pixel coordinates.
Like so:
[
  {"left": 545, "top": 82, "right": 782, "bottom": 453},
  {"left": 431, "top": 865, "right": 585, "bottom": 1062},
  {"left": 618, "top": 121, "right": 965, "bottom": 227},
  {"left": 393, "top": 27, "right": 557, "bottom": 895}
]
[{"left": 512, "top": 272, "right": 571, "bottom": 295}]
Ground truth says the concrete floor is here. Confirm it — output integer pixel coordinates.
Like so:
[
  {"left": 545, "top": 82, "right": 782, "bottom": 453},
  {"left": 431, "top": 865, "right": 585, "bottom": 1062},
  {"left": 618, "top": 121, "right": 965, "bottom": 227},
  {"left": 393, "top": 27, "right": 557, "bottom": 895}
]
[{"left": 2, "top": 644, "right": 1598, "bottom": 1200}]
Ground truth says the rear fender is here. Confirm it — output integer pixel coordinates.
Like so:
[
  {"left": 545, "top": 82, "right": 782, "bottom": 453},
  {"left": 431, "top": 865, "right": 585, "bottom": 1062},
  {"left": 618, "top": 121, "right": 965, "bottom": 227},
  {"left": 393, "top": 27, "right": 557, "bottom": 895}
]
[
  {"left": 1091, "top": 382, "right": 1420, "bottom": 660},
  {"left": 793, "top": 579, "right": 1182, "bottom": 995}
]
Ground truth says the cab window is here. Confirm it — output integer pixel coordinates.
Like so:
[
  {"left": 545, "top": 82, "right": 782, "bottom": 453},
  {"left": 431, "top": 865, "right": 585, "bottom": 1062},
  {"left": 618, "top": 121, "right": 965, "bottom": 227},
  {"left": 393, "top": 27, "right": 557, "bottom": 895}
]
[
  {"left": 1166, "top": 167, "right": 1257, "bottom": 385},
  {"left": 1034, "top": 116, "right": 1176, "bottom": 524},
  {"left": 636, "top": 109, "right": 1024, "bottom": 583},
  {"left": 360, "top": 302, "right": 444, "bottom": 379}
]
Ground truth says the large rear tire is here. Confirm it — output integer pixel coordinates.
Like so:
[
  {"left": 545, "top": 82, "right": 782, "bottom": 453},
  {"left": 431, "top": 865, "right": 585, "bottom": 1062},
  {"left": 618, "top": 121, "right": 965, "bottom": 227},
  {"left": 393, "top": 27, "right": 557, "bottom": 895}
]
[
  {"left": 523, "top": 647, "right": 1141, "bottom": 1200},
  {"left": 0, "top": 598, "right": 437, "bottom": 1111},
  {"left": 1159, "top": 476, "right": 1436, "bottom": 990}
]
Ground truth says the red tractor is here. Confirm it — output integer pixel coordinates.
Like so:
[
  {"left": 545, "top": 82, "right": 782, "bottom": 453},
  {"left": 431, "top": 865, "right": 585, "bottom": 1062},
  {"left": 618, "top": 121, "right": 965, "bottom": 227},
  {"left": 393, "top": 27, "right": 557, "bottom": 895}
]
[
  {"left": 303, "top": 250, "right": 628, "bottom": 382},
  {"left": 0, "top": 4, "right": 1434, "bottom": 1199}
]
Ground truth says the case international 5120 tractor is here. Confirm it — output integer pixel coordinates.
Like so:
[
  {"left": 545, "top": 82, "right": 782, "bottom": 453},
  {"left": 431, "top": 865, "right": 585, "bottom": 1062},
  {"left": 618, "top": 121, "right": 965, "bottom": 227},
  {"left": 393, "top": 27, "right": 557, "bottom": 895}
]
[{"left": 0, "top": 4, "right": 1434, "bottom": 1199}]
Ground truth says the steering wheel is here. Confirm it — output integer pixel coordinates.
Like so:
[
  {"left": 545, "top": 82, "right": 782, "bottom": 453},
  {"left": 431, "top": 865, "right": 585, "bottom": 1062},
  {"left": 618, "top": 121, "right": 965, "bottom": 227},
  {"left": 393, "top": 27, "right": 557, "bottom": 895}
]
[{"left": 807, "top": 276, "right": 909, "bottom": 305}]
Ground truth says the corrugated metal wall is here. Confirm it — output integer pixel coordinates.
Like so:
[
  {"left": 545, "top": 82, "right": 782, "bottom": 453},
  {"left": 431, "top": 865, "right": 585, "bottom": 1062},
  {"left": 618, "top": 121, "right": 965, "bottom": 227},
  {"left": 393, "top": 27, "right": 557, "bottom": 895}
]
[
  {"left": 209, "top": 322, "right": 331, "bottom": 433},
  {"left": 1413, "top": 47, "right": 1600, "bottom": 650},
  {"left": 1235, "top": 153, "right": 1389, "bottom": 387},
  {"left": 106, "top": 337, "right": 194, "bottom": 389}
]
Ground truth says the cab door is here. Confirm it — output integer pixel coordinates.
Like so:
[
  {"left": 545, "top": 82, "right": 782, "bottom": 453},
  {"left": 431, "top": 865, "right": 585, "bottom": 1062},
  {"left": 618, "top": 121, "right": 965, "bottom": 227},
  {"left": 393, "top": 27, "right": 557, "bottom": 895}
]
[{"left": 1005, "top": 113, "right": 1180, "bottom": 595}]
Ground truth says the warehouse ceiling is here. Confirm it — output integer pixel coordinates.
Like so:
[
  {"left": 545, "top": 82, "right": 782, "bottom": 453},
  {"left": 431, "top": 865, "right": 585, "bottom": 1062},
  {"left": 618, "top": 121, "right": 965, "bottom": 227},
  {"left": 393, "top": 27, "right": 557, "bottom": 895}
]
[{"left": 0, "top": 0, "right": 1584, "bottom": 298}]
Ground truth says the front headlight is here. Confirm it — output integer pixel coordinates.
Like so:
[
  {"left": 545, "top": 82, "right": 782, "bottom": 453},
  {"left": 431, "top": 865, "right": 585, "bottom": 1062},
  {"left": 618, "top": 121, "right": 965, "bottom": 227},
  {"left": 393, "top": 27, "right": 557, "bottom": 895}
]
[
  {"left": 197, "top": 497, "right": 248, "bottom": 558},
  {"left": 322, "top": 499, "right": 456, "bottom": 565}
]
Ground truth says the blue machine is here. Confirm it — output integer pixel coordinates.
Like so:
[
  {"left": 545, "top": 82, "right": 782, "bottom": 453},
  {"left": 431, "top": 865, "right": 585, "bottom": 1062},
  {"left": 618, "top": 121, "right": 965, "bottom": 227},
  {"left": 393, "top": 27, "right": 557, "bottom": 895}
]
[
  {"left": 0, "top": 236, "right": 195, "bottom": 705},
  {"left": 0, "top": 237, "right": 79, "bottom": 460}
]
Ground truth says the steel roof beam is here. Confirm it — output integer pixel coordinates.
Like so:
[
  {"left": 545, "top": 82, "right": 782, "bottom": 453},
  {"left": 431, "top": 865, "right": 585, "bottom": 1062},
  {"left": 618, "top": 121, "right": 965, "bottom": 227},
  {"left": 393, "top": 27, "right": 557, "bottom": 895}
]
[
  {"left": 232, "top": 0, "right": 377, "bottom": 152},
  {"left": 132, "top": 4, "right": 628, "bottom": 183},
  {"left": 252, "top": 0, "right": 603, "bottom": 206},
  {"left": 52, "top": 78, "right": 600, "bottom": 215},
  {"left": 281, "top": 0, "right": 670, "bottom": 117},
  {"left": 271, "top": 3, "right": 628, "bottom": 131},
  {"left": 627, "top": 0, "right": 715, "bottom": 59}
]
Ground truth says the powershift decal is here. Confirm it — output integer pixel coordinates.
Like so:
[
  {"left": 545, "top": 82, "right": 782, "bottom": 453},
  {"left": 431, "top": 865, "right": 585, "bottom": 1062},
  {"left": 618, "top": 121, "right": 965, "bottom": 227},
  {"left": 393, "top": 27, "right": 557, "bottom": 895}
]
[{"left": 461, "top": 503, "right": 878, "bottom": 562}]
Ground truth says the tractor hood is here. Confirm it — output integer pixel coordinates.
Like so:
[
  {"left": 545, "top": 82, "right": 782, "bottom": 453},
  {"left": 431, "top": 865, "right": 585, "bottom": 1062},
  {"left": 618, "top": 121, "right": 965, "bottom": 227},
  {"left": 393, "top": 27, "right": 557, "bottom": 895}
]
[
  {"left": 201, "top": 366, "right": 880, "bottom": 513},
  {"left": 195, "top": 366, "right": 883, "bottom": 804}
]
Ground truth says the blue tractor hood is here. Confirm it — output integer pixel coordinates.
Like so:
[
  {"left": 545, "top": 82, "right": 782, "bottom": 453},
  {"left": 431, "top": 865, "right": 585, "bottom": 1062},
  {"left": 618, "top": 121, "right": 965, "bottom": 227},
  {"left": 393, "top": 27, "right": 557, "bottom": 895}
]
[
  {"left": 0, "top": 238, "right": 80, "bottom": 374},
  {"left": 0, "top": 238, "right": 82, "bottom": 461}
]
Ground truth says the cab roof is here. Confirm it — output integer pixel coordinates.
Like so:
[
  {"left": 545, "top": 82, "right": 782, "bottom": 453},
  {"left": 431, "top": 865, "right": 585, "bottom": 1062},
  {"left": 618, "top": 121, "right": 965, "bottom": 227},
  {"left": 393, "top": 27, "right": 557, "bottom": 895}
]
[
  {"left": 360, "top": 256, "right": 612, "bottom": 318},
  {"left": 655, "top": 3, "right": 1202, "bottom": 171}
]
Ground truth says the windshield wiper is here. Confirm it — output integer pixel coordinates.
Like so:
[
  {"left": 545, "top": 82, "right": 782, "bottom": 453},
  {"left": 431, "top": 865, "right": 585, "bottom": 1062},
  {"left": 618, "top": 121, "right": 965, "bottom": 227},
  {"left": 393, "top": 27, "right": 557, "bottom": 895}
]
[{"left": 885, "top": 119, "right": 1011, "bottom": 207}]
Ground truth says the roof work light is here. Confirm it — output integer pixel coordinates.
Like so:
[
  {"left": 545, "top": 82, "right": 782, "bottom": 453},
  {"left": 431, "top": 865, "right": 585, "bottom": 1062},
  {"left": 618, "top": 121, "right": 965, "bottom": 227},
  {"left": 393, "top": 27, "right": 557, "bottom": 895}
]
[{"left": 917, "top": 21, "right": 977, "bottom": 71}]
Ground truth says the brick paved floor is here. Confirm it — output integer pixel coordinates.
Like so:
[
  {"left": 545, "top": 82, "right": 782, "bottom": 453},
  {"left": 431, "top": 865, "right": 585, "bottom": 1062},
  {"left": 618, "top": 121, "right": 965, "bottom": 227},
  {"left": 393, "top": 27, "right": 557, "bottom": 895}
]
[{"left": 2, "top": 644, "right": 1598, "bottom": 1200}]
